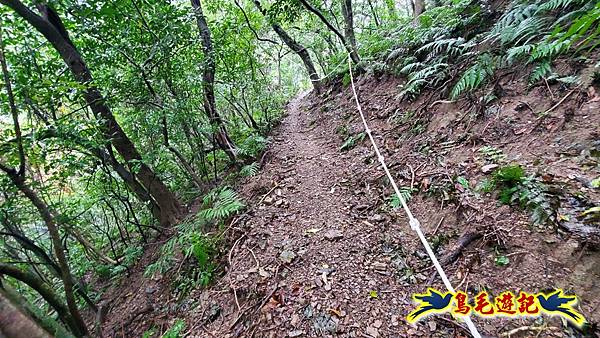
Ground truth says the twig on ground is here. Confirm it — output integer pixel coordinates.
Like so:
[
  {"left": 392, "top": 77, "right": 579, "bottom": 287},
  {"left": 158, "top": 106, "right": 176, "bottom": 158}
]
[
  {"left": 538, "top": 88, "right": 578, "bottom": 118},
  {"left": 258, "top": 182, "right": 280, "bottom": 204},
  {"left": 408, "top": 163, "right": 415, "bottom": 190},
  {"left": 499, "top": 325, "right": 559, "bottom": 337},
  {"left": 435, "top": 316, "right": 472, "bottom": 337},
  {"left": 432, "top": 216, "right": 445, "bottom": 236},
  {"left": 544, "top": 78, "right": 555, "bottom": 101}
]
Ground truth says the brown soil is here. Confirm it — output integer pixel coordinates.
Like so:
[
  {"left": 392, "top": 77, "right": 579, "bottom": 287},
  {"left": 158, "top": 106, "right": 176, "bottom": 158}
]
[{"left": 95, "top": 67, "right": 600, "bottom": 338}]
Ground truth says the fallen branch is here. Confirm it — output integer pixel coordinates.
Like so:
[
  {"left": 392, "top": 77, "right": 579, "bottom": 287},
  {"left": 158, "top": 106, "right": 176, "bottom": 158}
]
[
  {"left": 258, "top": 182, "right": 280, "bottom": 204},
  {"left": 440, "top": 232, "right": 482, "bottom": 266}
]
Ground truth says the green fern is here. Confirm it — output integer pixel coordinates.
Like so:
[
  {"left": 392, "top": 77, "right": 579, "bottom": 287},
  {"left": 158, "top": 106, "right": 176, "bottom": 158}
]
[
  {"left": 529, "top": 60, "right": 552, "bottom": 84},
  {"left": 389, "top": 187, "right": 415, "bottom": 208},
  {"left": 537, "top": 0, "right": 586, "bottom": 13},
  {"left": 530, "top": 39, "right": 570, "bottom": 61},
  {"left": 399, "top": 62, "right": 425, "bottom": 75},
  {"left": 237, "top": 134, "right": 267, "bottom": 158},
  {"left": 198, "top": 188, "right": 245, "bottom": 221},
  {"left": 417, "top": 37, "right": 474, "bottom": 57},
  {"left": 400, "top": 62, "right": 448, "bottom": 100},
  {"left": 450, "top": 54, "right": 496, "bottom": 99},
  {"left": 507, "top": 44, "right": 535, "bottom": 63},
  {"left": 240, "top": 162, "right": 259, "bottom": 177}
]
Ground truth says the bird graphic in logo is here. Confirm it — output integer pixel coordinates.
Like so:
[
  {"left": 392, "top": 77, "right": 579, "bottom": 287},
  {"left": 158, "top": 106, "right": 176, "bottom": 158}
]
[
  {"left": 536, "top": 289, "right": 585, "bottom": 326},
  {"left": 407, "top": 288, "right": 453, "bottom": 323}
]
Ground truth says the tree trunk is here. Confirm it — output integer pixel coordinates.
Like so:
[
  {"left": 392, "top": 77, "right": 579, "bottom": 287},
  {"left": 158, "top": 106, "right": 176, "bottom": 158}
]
[
  {"left": 340, "top": 0, "right": 359, "bottom": 62},
  {"left": 0, "top": 263, "right": 77, "bottom": 336},
  {"left": 0, "top": 168, "right": 88, "bottom": 337},
  {"left": 0, "top": 0, "right": 182, "bottom": 226},
  {"left": 0, "top": 289, "right": 51, "bottom": 338},
  {"left": 297, "top": 0, "right": 360, "bottom": 64},
  {"left": 413, "top": 0, "right": 425, "bottom": 22},
  {"left": 367, "top": 0, "right": 380, "bottom": 27},
  {"left": 252, "top": 0, "right": 321, "bottom": 94},
  {"left": 190, "top": 0, "right": 237, "bottom": 162}
]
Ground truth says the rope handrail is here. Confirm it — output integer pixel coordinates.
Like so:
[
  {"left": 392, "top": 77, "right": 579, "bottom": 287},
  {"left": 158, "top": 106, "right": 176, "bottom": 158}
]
[{"left": 346, "top": 55, "right": 482, "bottom": 338}]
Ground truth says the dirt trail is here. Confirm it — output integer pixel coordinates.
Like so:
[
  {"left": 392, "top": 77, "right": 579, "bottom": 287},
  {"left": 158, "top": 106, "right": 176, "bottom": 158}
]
[{"left": 194, "top": 91, "right": 465, "bottom": 337}]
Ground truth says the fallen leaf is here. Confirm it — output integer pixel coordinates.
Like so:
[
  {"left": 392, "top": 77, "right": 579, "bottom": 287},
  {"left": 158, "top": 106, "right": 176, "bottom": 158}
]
[
  {"left": 327, "top": 308, "right": 343, "bottom": 317},
  {"left": 305, "top": 227, "right": 323, "bottom": 234}
]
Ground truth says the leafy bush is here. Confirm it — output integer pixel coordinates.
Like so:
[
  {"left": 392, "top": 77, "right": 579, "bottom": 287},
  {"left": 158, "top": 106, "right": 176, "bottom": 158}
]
[{"left": 145, "top": 187, "right": 244, "bottom": 292}]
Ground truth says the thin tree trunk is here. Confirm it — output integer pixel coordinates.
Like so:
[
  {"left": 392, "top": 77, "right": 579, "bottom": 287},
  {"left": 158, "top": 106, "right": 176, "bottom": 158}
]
[
  {"left": 0, "top": 219, "right": 97, "bottom": 311},
  {"left": 190, "top": 0, "right": 237, "bottom": 162},
  {"left": 65, "top": 226, "right": 118, "bottom": 265},
  {"left": 297, "top": 0, "right": 360, "bottom": 64},
  {"left": 0, "top": 289, "right": 51, "bottom": 338},
  {"left": 252, "top": 0, "right": 321, "bottom": 93},
  {"left": 367, "top": 0, "right": 380, "bottom": 27},
  {"left": 0, "top": 0, "right": 182, "bottom": 226},
  {"left": 341, "top": 0, "right": 359, "bottom": 62},
  {"left": 413, "top": 0, "right": 425, "bottom": 22},
  {"left": 0, "top": 263, "right": 77, "bottom": 336}
]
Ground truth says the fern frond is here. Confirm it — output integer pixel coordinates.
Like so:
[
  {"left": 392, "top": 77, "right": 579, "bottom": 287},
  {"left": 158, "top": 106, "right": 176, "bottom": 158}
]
[
  {"left": 450, "top": 54, "right": 496, "bottom": 99},
  {"left": 399, "top": 62, "right": 448, "bottom": 99},
  {"left": 507, "top": 44, "right": 534, "bottom": 63},
  {"left": 239, "top": 162, "right": 259, "bottom": 177},
  {"left": 537, "top": 0, "right": 585, "bottom": 13},
  {"left": 417, "top": 37, "right": 472, "bottom": 57},
  {"left": 530, "top": 39, "right": 570, "bottom": 61},
  {"left": 199, "top": 188, "right": 244, "bottom": 221},
  {"left": 529, "top": 60, "right": 552, "bottom": 84},
  {"left": 400, "top": 62, "right": 424, "bottom": 74}
]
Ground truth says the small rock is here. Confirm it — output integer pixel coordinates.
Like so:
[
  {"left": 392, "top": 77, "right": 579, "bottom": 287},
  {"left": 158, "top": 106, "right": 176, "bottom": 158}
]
[
  {"left": 366, "top": 326, "right": 379, "bottom": 337},
  {"left": 481, "top": 163, "right": 499, "bottom": 174},
  {"left": 428, "top": 321, "right": 437, "bottom": 331},
  {"left": 373, "top": 320, "right": 382, "bottom": 328},
  {"left": 371, "top": 262, "right": 387, "bottom": 271},
  {"left": 288, "top": 330, "right": 305, "bottom": 337},
  {"left": 291, "top": 313, "right": 300, "bottom": 327},
  {"left": 369, "top": 214, "right": 384, "bottom": 222},
  {"left": 279, "top": 250, "right": 297, "bottom": 264},
  {"left": 324, "top": 229, "right": 344, "bottom": 240}
]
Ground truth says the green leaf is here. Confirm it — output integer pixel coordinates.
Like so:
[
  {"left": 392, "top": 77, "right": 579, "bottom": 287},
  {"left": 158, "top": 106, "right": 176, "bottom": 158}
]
[
  {"left": 495, "top": 255, "right": 510, "bottom": 266},
  {"left": 457, "top": 176, "right": 469, "bottom": 189}
]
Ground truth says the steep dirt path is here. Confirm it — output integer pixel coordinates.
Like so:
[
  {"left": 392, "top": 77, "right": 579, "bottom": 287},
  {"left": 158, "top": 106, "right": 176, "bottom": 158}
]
[{"left": 191, "top": 92, "right": 458, "bottom": 337}]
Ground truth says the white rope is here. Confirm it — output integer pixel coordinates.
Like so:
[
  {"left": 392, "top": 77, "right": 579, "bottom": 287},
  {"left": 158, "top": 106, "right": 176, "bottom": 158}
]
[{"left": 347, "top": 56, "right": 482, "bottom": 338}]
